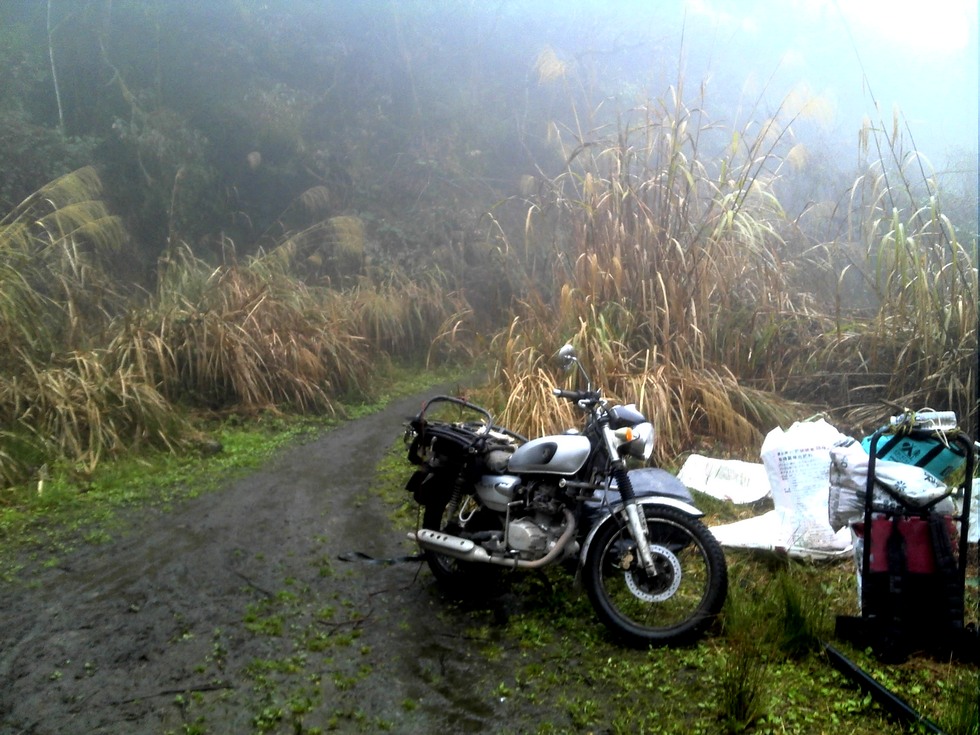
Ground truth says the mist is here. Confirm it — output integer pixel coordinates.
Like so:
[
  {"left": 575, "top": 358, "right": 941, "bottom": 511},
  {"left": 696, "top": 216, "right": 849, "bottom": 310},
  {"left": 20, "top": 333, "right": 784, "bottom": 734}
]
[
  {"left": 0, "top": 0, "right": 976, "bottom": 435},
  {"left": 2, "top": 5, "right": 979, "bottom": 732},
  {"left": 661, "top": 0, "right": 977, "bottom": 163},
  {"left": 3, "top": 0, "right": 976, "bottom": 248}
]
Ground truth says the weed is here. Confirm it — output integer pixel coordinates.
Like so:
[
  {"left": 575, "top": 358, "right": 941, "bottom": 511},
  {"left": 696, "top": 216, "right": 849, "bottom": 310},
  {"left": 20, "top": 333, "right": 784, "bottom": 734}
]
[
  {"left": 940, "top": 672, "right": 980, "bottom": 735},
  {"left": 243, "top": 602, "right": 285, "bottom": 637},
  {"left": 773, "top": 569, "right": 828, "bottom": 658},
  {"left": 720, "top": 584, "right": 772, "bottom": 732}
]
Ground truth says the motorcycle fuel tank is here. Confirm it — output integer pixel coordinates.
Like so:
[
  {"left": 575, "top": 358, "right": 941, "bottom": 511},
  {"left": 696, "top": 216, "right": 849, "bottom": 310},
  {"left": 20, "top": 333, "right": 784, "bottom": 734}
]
[{"left": 507, "top": 434, "right": 591, "bottom": 475}]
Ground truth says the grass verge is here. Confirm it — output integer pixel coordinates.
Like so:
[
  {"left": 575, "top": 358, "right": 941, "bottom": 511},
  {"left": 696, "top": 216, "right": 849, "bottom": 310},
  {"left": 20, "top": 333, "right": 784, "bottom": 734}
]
[{"left": 3, "top": 369, "right": 975, "bottom": 734}]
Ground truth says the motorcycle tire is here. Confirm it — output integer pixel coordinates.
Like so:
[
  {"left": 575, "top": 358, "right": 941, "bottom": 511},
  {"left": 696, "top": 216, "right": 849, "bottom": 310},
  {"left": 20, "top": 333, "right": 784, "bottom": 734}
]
[
  {"left": 421, "top": 497, "right": 503, "bottom": 598},
  {"left": 583, "top": 505, "right": 728, "bottom": 647}
]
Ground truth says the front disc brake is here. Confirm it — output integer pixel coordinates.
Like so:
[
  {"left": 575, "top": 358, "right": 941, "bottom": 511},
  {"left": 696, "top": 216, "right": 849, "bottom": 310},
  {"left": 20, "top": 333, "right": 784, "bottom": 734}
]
[{"left": 624, "top": 544, "right": 682, "bottom": 602}]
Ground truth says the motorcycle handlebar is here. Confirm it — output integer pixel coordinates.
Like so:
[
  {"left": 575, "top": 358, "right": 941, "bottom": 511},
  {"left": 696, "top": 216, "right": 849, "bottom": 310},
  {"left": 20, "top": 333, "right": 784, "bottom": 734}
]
[{"left": 553, "top": 388, "right": 600, "bottom": 405}]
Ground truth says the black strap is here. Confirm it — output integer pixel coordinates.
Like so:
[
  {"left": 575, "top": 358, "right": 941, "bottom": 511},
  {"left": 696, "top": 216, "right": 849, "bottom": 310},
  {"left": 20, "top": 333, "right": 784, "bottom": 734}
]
[
  {"left": 928, "top": 514, "right": 964, "bottom": 631},
  {"left": 885, "top": 519, "right": 906, "bottom": 600},
  {"left": 872, "top": 434, "right": 903, "bottom": 458},
  {"left": 337, "top": 551, "right": 423, "bottom": 565},
  {"left": 916, "top": 441, "right": 947, "bottom": 469},
  {"left": 878, "top": 519, "right": 909, "bottom": 662},
  {"left": 872, "top": 433, "right": 963, "bottom": 470}
]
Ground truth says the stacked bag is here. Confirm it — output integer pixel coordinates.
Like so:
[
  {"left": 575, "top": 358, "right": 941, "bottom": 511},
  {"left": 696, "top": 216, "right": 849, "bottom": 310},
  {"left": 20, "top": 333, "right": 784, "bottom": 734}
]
[
  {"left": 828, "top": 434, "right": 959, "bottom": 533},
  {"left": 828, "top": 411, "right": 971, "bottom": 661}
]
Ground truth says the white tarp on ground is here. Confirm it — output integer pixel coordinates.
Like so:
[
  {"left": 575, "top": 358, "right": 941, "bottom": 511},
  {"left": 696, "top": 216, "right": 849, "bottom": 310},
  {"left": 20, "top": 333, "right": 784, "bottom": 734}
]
[
  {"left": 709, "top": 510, "right": 852, "bottom": 560},
  {"left": 702, "top": 419, "right": 853, "bottom": 560},
  {"left": 676, "top": 454, "right": 770, "bottom": 504}
]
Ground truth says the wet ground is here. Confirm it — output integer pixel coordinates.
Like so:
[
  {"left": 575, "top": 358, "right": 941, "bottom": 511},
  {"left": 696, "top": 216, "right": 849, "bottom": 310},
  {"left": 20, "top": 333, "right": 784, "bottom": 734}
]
[{"left": 0, "top": 390, "right": 528, "bottom": 734}]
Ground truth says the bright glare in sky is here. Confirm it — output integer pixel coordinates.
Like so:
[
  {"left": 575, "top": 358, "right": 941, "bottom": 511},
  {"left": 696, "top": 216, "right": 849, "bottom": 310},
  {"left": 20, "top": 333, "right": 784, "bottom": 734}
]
[
  {"left": 682, "top": 0, "right": 978, "bottom": 156},
  {"left": 830, "top": 0, "right": 976, "bottom": 53},
  {"left": 687, "top": 0, "right": 977, "bottom": 54}
]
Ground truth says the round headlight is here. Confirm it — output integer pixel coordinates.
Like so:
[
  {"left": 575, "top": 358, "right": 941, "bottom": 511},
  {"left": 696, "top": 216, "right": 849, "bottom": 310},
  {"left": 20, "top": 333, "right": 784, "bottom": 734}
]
[{"left": 629, "top": 422, "right": 654, "bottom": 460}]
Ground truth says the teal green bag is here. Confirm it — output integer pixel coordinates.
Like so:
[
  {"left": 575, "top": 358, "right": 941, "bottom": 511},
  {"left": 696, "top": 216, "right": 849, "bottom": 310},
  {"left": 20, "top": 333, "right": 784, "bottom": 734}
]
[{"left": 860, "top": 434, "right": 967, "bottom": 482}]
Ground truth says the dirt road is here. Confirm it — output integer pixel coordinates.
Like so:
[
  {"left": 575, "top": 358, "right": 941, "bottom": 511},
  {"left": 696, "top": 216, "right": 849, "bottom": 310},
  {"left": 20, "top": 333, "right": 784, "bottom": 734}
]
[{"left": 0, "top": 390, "right": 521, "bottom": 734}]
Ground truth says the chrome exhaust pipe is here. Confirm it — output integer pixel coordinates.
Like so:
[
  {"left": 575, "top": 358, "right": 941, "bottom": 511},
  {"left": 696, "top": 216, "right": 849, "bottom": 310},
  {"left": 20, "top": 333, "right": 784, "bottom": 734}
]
[
  {"left": 409, "top": 529, "right": 493, "bottom": 562},
  {"left": 409, "top": 509, "right": 576, "bottom": 570}
]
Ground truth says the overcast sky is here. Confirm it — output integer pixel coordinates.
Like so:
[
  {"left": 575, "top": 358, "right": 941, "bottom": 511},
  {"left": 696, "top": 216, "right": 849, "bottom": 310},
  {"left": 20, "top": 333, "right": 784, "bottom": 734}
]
[
  {"left": 671, "top": 0, "right": 978, "bottom": 166},
  {"left": 543, "top": 0, "right": 976, "bottom": 169}
]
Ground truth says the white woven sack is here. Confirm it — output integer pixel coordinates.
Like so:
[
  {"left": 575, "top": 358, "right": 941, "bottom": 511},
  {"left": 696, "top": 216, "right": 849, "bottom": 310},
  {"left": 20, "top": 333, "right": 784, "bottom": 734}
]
[
  {"left": 828, "top": 437, "right": 951, "bottom": 531},
  {"left": 760, "top": 419, "right": 850, "bottom": 550}
]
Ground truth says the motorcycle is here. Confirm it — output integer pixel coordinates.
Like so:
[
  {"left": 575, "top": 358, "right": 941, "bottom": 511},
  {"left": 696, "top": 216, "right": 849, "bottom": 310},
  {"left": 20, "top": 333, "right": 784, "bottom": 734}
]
[{"left": 403, "top": 343, "right": 728, "bottom": 647}]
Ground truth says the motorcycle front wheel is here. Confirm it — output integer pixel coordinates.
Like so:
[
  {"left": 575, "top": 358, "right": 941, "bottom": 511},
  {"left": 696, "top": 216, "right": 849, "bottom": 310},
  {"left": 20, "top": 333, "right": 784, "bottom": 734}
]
[{"left": 583, "top": 505, "right": 728, "bottom": 647}]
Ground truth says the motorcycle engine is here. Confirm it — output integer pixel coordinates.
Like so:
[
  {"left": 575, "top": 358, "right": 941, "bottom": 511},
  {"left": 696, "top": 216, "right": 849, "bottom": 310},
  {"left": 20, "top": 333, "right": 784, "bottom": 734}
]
[{"left": 506, "top": 518, "right": 550, "bottom": 554}]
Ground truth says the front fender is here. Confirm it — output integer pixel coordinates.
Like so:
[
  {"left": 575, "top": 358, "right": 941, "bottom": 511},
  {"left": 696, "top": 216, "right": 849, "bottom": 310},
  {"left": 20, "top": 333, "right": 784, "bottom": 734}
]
[{"left": 579, "top": 496, "right": 704, "bottom": 564}]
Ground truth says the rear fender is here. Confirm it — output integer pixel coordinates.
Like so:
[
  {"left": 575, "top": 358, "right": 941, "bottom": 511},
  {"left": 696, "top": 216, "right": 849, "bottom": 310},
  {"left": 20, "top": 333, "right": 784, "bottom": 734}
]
[{"left": 579, "top": 496, "right": 704, "bottom": 563}]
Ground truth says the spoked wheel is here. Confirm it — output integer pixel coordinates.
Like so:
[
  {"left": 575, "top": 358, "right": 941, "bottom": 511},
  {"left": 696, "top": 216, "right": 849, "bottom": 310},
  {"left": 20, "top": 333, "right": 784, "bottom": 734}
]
[
  {"left": 421, "top": 495, "right": 503, "bottom": 597},
  {"left": 584, "top": 506, "right": 728, "bottom": 647}
]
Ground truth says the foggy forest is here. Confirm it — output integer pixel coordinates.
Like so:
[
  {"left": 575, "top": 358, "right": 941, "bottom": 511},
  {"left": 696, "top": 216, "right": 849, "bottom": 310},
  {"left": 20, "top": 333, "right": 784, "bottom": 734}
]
[{"left": 0, "top": 0, "right": 977, "bottom": 487}]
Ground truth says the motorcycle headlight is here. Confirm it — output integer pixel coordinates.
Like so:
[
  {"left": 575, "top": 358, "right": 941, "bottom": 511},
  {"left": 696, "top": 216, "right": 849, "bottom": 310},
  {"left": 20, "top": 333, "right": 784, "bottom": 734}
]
[{"left": 615, "top": 422, "right": 654, "bottom": 460}]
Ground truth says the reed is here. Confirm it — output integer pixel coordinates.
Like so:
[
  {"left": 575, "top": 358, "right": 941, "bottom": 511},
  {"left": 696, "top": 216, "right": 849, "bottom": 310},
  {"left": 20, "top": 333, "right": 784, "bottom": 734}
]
[
  {"left": 122, "top": 225, "right": 464, "bottom": 414},
  {"left": 7, "top": 351, "right": 180, "bottom": 475},
  {"left": 0, "top": 173, "right": 463, "bottom": 490},
  {"left": 123, "top": 244, "right": 370, "bottom": 412},
  {"left": 0, "top": 167, "right": 124, "bottom": 361},
  {"left": 494, "top": 72, "right": 976, "bottom": 451},
  {"left": 493, "top": 76, "right": 816, "bottom": 457},
  {"left": 817, "top": 115, "right": 977, "bottom": 427},
  {"left": 350, "top": 269, "right": 456, "bottom": 358},
  {"left": 0, "top": 169, "right": 178, "bottom": 485},
  {"left": 486, "top": 308, "right": 799, "bottom": 463}
]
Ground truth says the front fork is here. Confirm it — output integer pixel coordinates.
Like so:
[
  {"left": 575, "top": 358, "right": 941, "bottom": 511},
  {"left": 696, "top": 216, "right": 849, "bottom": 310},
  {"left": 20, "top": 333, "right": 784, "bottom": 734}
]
[{"left": 614, "top": 464, "right": 658, "bottom": 575}]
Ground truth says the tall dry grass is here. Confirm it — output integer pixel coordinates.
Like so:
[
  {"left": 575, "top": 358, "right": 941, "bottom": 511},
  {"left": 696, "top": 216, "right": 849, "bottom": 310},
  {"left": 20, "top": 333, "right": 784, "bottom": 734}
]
[
  {"left": 487, "top": 302, "right": 800, "bottom": 464},
  {"left": 490, "top": 73, "right": 818, "bottom": 458},
  {"left": 0, "top": 168, "right": 179, "bottom": 484},
  {"left": 490, "top": 71, "right": 976, "bottom": 456},
  {"left": 0, "top": 166, "right": 124, "bottom": 359},
  {"left": 0, "top": 176, "right": 463, "bottom": 490},
  {"left": 114, "top": 244, "right": 371, "bottom": 413},
  {"left": 110, "top": 209, "right": 467, "bottom": 415},
  {"left": 814, "top": 113, "right": 977, "bottom": 427}
]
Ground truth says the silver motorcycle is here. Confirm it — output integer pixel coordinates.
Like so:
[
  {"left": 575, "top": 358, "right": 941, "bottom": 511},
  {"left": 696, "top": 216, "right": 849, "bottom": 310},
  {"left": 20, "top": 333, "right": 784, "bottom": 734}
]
[{"left": 404, "top": 344, "right": 728, "bottom": 646}]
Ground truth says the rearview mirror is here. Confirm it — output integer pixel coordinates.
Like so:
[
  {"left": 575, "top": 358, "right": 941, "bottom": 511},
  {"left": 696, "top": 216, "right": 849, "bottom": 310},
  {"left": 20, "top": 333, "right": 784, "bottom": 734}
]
[{"left": 557, "top": 343, "right": 577, "bottom": 370}]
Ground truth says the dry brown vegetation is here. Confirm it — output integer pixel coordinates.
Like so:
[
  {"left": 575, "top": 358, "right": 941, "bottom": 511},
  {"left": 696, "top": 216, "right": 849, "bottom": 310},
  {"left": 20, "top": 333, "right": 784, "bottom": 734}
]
[
  {"left": 479, "top": 67, "right": 977, "bottom": 462},
  {"left": 0, "top": 74, "right": 975, "bottom": 492},
  {"left": 0, "top": 171, "right": 463, "bottom": 489}
]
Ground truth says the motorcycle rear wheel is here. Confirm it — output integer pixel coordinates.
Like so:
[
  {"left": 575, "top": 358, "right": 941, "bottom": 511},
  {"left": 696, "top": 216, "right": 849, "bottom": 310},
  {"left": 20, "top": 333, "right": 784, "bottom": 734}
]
[
  {"left": 421, "top": 497, "right": 503, "bottom": 597},
  {"left": 583, "top": 506, "right": 728, "bottom": 647}
]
